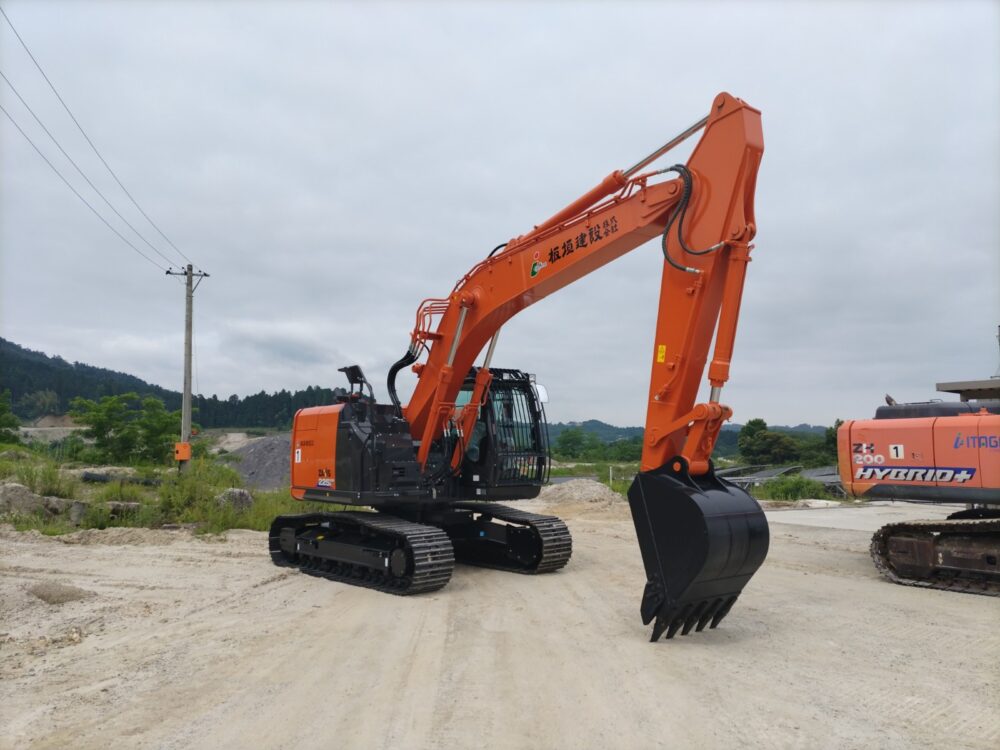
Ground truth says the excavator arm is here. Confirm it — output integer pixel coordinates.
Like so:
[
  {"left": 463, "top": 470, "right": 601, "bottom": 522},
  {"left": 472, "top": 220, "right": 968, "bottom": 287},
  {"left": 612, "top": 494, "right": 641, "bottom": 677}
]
[{"left": 396, "top": 92, "right": 762, "bottom": 477}]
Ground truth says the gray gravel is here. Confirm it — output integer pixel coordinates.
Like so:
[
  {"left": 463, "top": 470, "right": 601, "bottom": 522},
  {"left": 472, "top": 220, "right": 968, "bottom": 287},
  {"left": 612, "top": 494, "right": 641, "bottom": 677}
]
[{"left": 229, "top": 434, "right": 291, "bottom": 490}]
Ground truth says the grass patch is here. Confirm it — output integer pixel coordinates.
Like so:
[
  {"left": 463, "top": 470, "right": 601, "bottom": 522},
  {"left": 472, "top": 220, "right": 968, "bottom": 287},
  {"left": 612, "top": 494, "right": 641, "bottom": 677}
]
[
  {"left": 13, "top": 462, "right": 78, "bottom": 498},
  {"left": 157, "top": 459, "right": 242, "bottom": 519},
  {"left": 188, "top": 489, "right": 340, "bottom": 534},
  {"left": 752, "top": 475, "right": 832, "bottom": 501},
  {"left": 94, "top": 481, "right": 150, "bottom": 504},
  {"left": 5, "top": 454, "right": 337, "bottom": 536},
  {"left": 83, "top": 500, "right": 165, "bottom": 529},
  {"left": 0, "top": 459, "right": 16, "bottom": 480},
  {"left": 9, "top": 512, "right": 75, "bottom": 536}
]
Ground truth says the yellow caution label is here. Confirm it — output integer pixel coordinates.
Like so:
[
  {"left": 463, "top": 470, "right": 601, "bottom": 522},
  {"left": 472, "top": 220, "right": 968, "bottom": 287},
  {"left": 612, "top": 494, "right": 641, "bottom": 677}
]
[{"left": 656, "top": 344, "right": 666, "bottom": 363}]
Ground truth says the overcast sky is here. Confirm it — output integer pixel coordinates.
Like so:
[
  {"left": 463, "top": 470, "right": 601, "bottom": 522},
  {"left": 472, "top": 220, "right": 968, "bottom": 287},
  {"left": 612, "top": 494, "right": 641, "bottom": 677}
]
[{"left": 1, "top": 0, "right": 998, "bottom": 427}]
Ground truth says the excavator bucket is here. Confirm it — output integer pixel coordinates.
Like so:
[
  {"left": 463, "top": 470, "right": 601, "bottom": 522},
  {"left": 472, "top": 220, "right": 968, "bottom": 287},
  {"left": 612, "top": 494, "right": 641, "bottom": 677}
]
[{"left": 627, "top": 460, "right": 769, "bottom": 641}]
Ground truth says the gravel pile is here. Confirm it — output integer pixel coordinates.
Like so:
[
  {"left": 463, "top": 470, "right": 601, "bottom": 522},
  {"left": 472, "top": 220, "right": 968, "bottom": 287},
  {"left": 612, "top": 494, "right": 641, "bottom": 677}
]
[{"left": 229, "top": 433, "right": 291, "bottom": 490}]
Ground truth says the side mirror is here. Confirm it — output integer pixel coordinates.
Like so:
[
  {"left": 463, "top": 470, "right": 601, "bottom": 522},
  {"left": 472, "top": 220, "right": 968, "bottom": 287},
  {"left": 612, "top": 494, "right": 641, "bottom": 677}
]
[{"left": 533, "top": 383, "right": 549, "bottom": 404}]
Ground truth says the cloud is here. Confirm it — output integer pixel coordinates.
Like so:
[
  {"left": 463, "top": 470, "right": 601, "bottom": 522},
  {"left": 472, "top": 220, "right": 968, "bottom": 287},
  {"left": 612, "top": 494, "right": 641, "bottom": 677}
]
[{"left": 1, "top": 0, "right": 997, "bottom": 429}]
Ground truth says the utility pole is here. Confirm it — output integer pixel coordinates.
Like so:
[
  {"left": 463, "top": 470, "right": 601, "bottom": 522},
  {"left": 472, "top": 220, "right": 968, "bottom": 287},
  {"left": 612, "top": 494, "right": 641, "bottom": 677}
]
[{"left": 166, "top": 264, "right": 209, "bottom": 470}]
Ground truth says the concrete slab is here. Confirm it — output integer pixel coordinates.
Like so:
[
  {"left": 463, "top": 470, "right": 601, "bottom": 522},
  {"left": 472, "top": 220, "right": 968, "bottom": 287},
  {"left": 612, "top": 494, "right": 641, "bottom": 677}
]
[{"left": 766, "top": 501, "right": 962, "bottom": 532}]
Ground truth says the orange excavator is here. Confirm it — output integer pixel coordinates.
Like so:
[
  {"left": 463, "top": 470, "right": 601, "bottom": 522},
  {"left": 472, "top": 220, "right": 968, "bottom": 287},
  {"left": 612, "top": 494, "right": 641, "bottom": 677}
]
[
  {"left": 269, "top": 92, "right": 770, "bottom": 641},
  {"left": 838, "top": 396, "right": 1000, "bottom": 594}
]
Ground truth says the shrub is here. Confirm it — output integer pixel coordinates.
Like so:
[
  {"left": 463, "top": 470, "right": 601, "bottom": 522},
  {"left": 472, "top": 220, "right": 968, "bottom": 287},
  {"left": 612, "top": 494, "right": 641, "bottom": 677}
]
[
  {"left": 0, "top": 390, "right": 20, "bottom": 444},
  {"left": 69, "top": 393, "right": 180, "bottom": 464},
  {"left": 158, "top": 459, "right": 243, "bottom": 520},
  {"left": 83, "top": 501, "right": 163, "bottom": 530},
  {"left": 0, "top": 459, "right": 16, "bottom": 480},
  {"left": 47, "top": 434, "right": 88, "bottom": 462}
]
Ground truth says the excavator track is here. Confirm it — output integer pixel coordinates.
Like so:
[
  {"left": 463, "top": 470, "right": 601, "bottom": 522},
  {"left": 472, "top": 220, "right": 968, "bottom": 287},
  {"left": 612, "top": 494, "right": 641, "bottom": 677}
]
[
  {"left": 449, "top": 502, "right": 572, "bottom": 574},
  {"left": 269, "top": 512, "right": 454, "bottom": 595},
  {"left": 870, "top": 516, "right": 1000, "bottom": 596}
]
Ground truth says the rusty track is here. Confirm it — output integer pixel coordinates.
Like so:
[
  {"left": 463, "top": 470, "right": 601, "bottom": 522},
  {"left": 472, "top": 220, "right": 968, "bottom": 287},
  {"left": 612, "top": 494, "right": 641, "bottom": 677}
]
[{"left": 870, "top": 517, "right": 1000, "bottom": 596}]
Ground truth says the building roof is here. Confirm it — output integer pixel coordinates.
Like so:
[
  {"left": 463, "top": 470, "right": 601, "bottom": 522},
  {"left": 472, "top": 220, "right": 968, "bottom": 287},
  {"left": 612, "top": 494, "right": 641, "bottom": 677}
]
[{"left": 936, "top": 378, "right": 1000, "bottom": 400}]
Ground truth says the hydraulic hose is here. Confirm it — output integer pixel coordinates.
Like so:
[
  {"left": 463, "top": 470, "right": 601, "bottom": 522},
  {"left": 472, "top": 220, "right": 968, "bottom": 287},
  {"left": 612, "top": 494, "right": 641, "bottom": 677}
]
[
  {"left": 386, "top": 347, "right": 418, "bottom": 416},
  {"left": 660, "top": 164, "right": 727, "bottom": 274}
]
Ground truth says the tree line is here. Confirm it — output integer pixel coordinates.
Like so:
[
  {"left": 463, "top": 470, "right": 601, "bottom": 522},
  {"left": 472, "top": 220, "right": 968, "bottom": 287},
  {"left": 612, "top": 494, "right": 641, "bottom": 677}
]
[
  {"left": 1, "top": 338, "right": 343, "bottom": 428},
  {"left": 552, "top": 417, "right": 840, "bottom": 467}
]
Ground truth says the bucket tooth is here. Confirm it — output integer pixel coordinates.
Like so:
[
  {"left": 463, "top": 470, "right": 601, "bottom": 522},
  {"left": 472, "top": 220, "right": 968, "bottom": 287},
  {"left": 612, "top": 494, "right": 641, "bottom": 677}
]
[
  {"left": 651, "top": 616, "right": 670, "bottom": 642},
  {"left": 665, "top": 616, "right": 685, "bottom": 640},
  {"left": 681, "top": 601, "right": 707, "bottom": 635},
  {"left": 640, "top": 578, "right": 666, "bottom": 625},
  {"left": 627, "top": 459, "right": 769, "bottom": 642},
  {"left": 710, "top": 595, "right": 738, "bottom": 629},
  {"left": 696, "top": 599, "right": 721, "bottom": 632}
]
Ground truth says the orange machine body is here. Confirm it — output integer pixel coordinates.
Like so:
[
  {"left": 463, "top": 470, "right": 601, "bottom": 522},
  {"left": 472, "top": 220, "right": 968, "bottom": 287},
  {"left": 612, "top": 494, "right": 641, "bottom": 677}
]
[
  {"left": 290, "top": 404, "right": 343, "bottom": 501},
  {"left": 838, "top": 412, "right": 1000, "bottom": 502}
]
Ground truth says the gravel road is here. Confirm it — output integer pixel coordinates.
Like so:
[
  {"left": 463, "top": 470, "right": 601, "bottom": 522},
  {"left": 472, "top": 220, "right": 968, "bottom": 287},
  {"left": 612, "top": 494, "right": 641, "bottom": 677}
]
[{"left": 1, "top": 497, "right": 998, "bottom": 750}]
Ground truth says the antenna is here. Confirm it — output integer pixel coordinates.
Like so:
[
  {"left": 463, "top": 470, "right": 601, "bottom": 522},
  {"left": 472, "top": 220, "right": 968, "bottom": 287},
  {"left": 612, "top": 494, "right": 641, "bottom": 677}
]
[{"left": 994, "top": 324, "right": 999, "bottom": 379}]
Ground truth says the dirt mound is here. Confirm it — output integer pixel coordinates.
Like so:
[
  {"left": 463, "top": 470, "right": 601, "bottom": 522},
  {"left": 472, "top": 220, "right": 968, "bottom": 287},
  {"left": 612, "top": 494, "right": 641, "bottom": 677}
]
[
  {"left": 57, "top": 527, "right": 187, "bottom": 546},
  {"left": 541, "top": 479, "right": 622, "bottom": 505},
  {"left": 230, "top": 433, "right": 291, "bottom": 489},
  {"left": 28, "top": 582, "right": 94, "bottom": 605}
]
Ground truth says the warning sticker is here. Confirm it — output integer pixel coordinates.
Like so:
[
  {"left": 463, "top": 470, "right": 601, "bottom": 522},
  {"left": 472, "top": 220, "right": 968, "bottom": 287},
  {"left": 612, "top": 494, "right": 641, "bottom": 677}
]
[
  {"left": 656, "top": 344, "right": 666, "bottom": 363},
  {"left": 294, "top": 448, "right": 302, "bottom": 464}
]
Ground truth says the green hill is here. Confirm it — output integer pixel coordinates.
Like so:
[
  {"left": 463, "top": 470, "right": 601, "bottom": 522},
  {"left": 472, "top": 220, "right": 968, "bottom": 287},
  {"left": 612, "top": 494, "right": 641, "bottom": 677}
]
[{"left": 0, "top": 338, "right": 343, "bottom": 428}]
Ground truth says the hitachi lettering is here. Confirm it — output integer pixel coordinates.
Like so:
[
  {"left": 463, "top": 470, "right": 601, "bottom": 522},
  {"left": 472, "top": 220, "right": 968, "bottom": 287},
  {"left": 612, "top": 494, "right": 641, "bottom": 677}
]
[
  {"left": 855, "top": 466, "right": 976, "bottom": 483},
  {"left": 953, "top": 432, "right": 1000, "bottom": 450}
]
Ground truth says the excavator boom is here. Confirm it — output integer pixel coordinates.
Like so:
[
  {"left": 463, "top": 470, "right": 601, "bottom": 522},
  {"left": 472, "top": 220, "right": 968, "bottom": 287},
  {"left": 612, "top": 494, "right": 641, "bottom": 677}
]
[{"left": 400, "top": 93, "right": 763, "bottom": 475}]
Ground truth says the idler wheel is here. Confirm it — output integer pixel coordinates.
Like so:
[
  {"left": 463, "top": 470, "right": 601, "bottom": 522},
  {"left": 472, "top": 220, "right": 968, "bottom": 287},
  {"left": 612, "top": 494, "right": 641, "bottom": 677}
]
[{"left": 389, "top": 547, "right": 408, "bottom": 577}]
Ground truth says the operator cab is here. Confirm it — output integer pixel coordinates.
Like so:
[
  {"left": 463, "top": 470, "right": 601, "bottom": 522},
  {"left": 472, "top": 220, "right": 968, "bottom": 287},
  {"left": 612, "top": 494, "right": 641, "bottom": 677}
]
[{"left": 454, "top": 368, "right": 550, "bottom": 501}]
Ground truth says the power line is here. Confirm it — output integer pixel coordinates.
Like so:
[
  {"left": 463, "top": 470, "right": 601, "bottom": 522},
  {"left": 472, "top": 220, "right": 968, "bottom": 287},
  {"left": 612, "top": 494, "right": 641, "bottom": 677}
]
[
  {"left": 0, "top": 68, "right": 183, "bottom": 269},
  {"left": 0, "top": 3, "right": 197, "bottom": 269},
  {"left": 0, "top": 102, "right": 168, "bottom": 272}
]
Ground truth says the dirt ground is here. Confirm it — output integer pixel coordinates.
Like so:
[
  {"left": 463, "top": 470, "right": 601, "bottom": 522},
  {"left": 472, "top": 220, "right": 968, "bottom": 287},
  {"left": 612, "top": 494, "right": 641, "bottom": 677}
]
[{"left": 1, "top": 496, "right": 998, "bottom": 750}]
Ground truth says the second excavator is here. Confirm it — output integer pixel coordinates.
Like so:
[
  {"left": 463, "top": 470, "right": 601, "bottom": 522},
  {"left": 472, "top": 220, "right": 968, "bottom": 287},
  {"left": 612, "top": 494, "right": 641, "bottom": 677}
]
[{"left": 269, "top": 92, "right": 770, "bottom": 641}]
